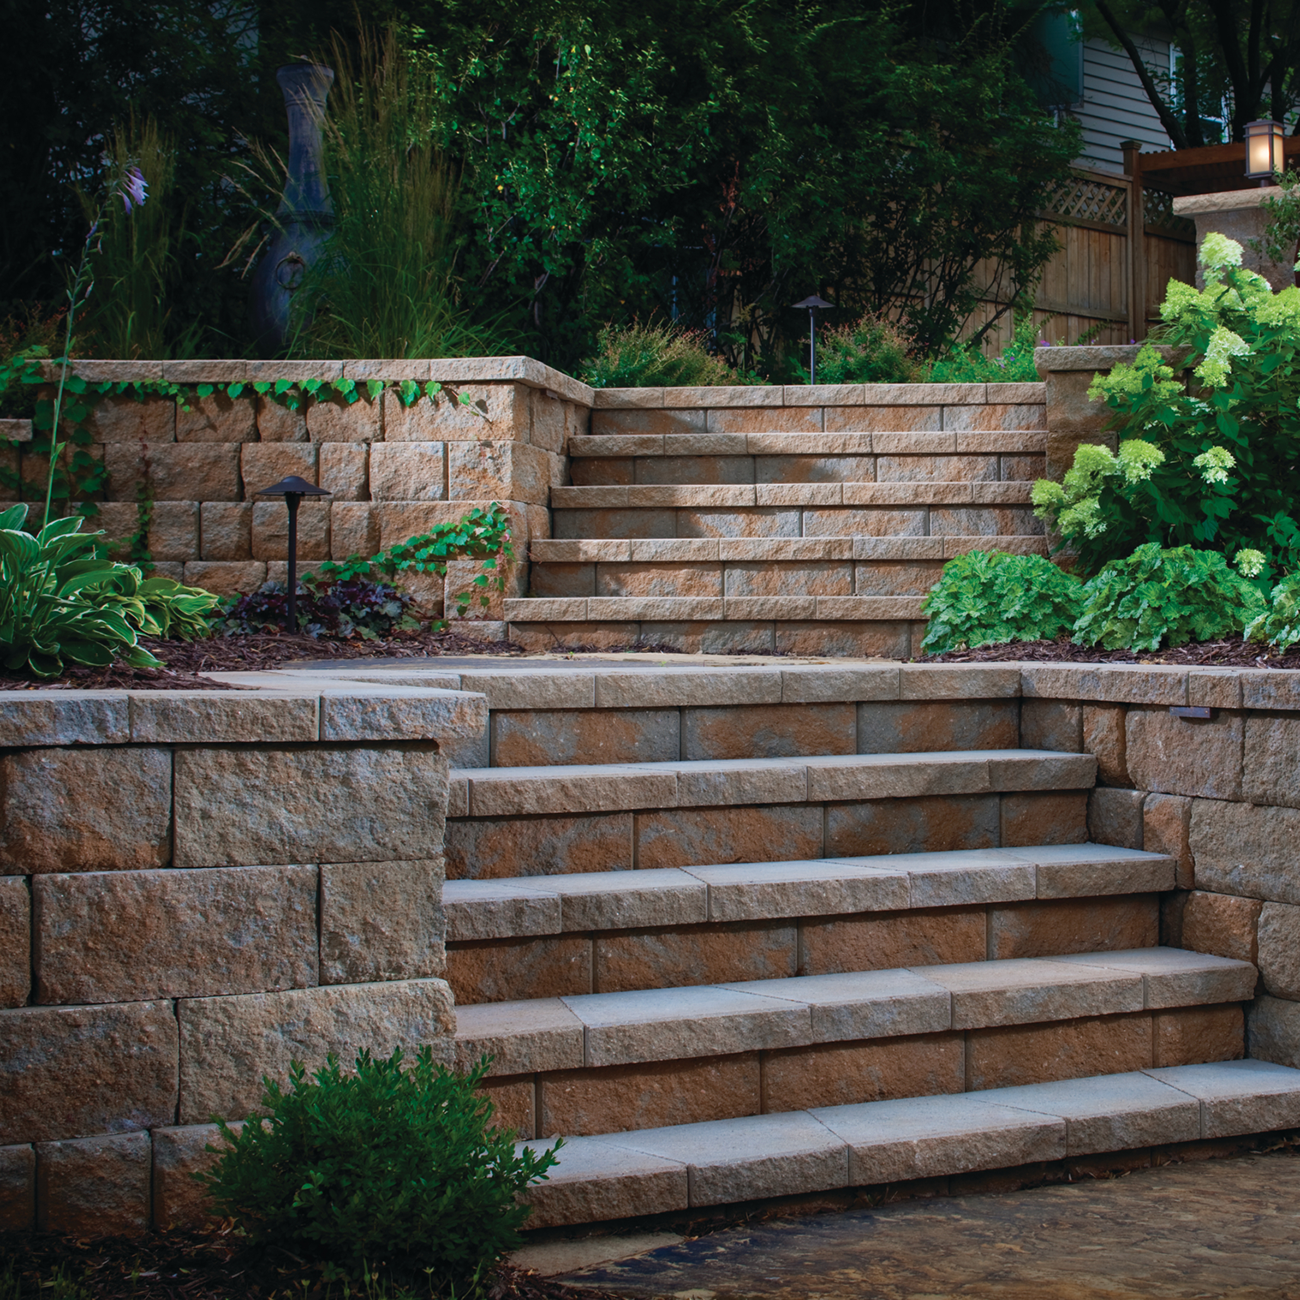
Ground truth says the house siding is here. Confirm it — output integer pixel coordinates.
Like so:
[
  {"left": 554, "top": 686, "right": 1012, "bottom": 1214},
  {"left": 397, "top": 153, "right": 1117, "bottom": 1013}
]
[{"left": 1074, "top": 37, "right": 1172, "bottom": 173}]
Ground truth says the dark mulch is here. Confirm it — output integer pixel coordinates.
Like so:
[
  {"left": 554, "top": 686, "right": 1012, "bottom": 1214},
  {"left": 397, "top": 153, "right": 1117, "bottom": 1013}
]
[
  {"left": 0, "top": 1229, "right": 626, "bottom": 1300},
  {"left": 921, "top": 633, "right": 1300, "bottom": 670},
  {"left": 0, "top": 625, "right": 529, "bottom": 692}
]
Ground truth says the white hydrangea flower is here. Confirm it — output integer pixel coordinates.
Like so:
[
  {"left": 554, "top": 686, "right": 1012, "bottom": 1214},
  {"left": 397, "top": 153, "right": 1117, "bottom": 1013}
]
[
  {"left": 1194, "top": 326, "right": 1250, "bottom": 387},
  {"left": 1193, "top": 445, "right": 1237, "bottom": 485},
  {"left": 1117, "top": 439, "right": 1165, "bottom": 483},
  {"left": 1236, "top": 549, "right": 1266, "bottom": 578},
  {"left": 1200, "top": 232, "right": 1245, "bottom": 276}
]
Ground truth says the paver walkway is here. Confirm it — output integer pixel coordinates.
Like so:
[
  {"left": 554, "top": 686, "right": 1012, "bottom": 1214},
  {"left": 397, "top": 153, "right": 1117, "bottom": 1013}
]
[{"left": 558, "top": 1147, "right": 1300, "bottom": 1299}]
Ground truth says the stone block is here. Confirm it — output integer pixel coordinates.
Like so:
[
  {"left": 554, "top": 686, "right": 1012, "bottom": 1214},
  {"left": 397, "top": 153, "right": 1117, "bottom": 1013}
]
[
  {"left": 179, "top": 978, "right": 456, "bottom": 1123},
  {"left": 530, "top": 389, "right": 565, "bottom": 453},
  {"left": 825, "top": 794, "right": 1000, "bottom": 858},
  {"left": 1144, "top": 792, "right": 1193, "bottom": 889},
  {"left": 591, "top": 407, "right": 705, "bottom": 437},
  {"left": 454, "top": 998, "right": 585, "bottom": 1076},
  {"left": 256, "top": 395, "right": 307, "bottom": 441},
  {"left": 635, "top": 805, "right": 825, "bottom": 871},
  {"left": 966, "top": 1012, "right": 1152, "bottom": 1089},
  {"left": 0, "top": 745, "right": 171, "bottom": 873},
  {"left": 321, "top": 859, "right": 445, "bottom": 984},
  {"left": 1147, "top": 1057, "right": 1300, "bottom": 1139},
  {"left": 83, "top": 393, "right": 175, "bottom": 443},
  {"left": 251, "top": 498, "right": 330, "bottom": 560},
  {"left": 1153, "top": 1004, "right": 1244, "bottom": 1067},
  {"left": 1082, "top": 703, "right": 1128, "bottom": 785},
  {"left": 1244, "top": 714, "right": 1300, "bottom": 808},
  {"left": 128, "top": 692, "right": 318, "bottom": 745},
  {"left": 1246, "top": 994, "right": 1300, "bottom": 1067},
  {"left": 595, "top": 920, "right": 796, "bottom": 993},
  {"left": 146, "top": 501, "right": 200, "bottom": 561},
  {"left": 105, "top": 441, "right": 241, "bottom": 502},
  {"left": 319, "top": 442, "right": 368, "bottom": 500},
  {"left": 33, "top": 865, "right": 319, "bottom": 1003},
  {"left": 0, "top": 1000, "right": 177, "bottom": 1143},
  {"left": 1257, "top": 901, "right": 1300, "bottom": 999},
  {"left": 1087, "top": 786, "right": 1145, "bottom": 849},
  {"left": 1126, "top": 708, "right": 1243, "bottom": 801},
  {"left": 492, "top": 708, "right": 679, "bottom": 767},
  {"left": 20, "top": 443, "right": 104, "bottom": 504},
  {"left": 1001, "top": 791, "right": 1088, "bottom": 846},
  {"left": 800, "top": 908, "right": 986, "bottom": 976},
  {"left": 176, "top": 394, "right": 256, "bottom": 443},
  {"left": 539, "top": 1055, "right": 760, "bottom": 1136},
  {"left": 1019, "top": 700, "right": 1082, "bottom": 752},
  {"left": 152, "top": 1122, "right": 240, "bottom": 1229},
  {"left": 448, "top": 934, "right": 591, "bottom": 1003},
  {"left": 682, "top": 702, "right": 855, "bottom": 761},
  {"left": 858, "top": 700, "right": 1019, "bottom": 754},
  {"left": 36, "top": 1131, "right": 151, "bottom": 1235},
  {"left": 383, "top": 384, "right": 530, "bottom": 441},
  {"left": 200, "top": 501, "right": 252, "bottom": 560},
  {"left": 1054, "top": 946, "right": 1256, "bottom": 1008},
  {"left": 445, "top": 812, "right": 633, "bottom": 880},
  {"left": 0, "top": 877, "right": 30, "bottom": 1007},
  {"left": 989, "top": 896, "right": 1157, "bottom": 960},
  {"left": 448, "top": 440, "right": 550, "bottom": 503},
  {"left": 1179, "top": 891, "right": 1261, "bottom": 964},
  {"left": 240, "top": 440, "right": 318, "bottom": 493},
  {"left": 174, "top": 744, "right": 447, "bottom": 867},
  {"left": 1189, "top": 799, "right": 1300, "bottom": 903},
  {"left": 183, "top": 560, "right": 266, "bottom": 596},
  {"left": 0, "top": 695, "right": 130, "bottom": 749},
  {"left": 306, "top": 392, "right": 380, "bottom": 442},
  {"left": 369, "top": 443, "right": 445, "bottom": 501},
  {"left": 0, "top": 1145, "right": 34, "bottom": 1231},
  {"left": 330, "top": 502, "right": 379, "bottom": 559},
  {"left": 480, "top": 1075, "right": 534, "bottom": 1137}
]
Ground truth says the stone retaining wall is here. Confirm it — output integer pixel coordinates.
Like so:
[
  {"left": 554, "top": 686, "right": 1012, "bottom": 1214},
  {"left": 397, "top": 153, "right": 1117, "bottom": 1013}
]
[{"left": 0, "top": 682, "right": 484, "bottom": 1235}]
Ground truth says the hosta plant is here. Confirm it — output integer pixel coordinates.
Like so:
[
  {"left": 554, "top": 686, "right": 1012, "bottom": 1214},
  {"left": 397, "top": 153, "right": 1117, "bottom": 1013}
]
[
  {"left": 88, "top": 568, "right": 219, "bottom": 640},
  {"left": 1073, "top": 543, "right": 1266, "bottom": 652},
  {"left": 920, "top": 550, "right": 1084, "bottom": 654}
]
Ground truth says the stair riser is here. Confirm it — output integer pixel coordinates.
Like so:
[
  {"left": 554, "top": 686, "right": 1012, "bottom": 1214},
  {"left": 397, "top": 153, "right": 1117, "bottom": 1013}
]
[
  {"left": 552, "top": 505, "right": 1043, "bottom": 540},
  {"left": 531, "top": 559, "right": 950, "bottom": 600},
  {"left": 480, "top": 699, "right": 1020, "bottom": 768},
  {"left": 569, "top": 453, "right": 1045, "bottom": 488},
  {"left": 445, "top": 790, "right": 1088, "bottom": 878},
  {"left": 449, "top": 894, "right": 1162, "bottom": 1003},
  {"left": 482, "top": 1004, "right": 1245, "bottom": 1140}
]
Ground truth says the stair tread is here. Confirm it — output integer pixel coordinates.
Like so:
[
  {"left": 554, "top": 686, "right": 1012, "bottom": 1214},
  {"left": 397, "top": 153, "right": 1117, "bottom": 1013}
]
[
  {"left": 444, "top": 843, "right": 1174, "bottom": 940},
  {"left": 569, "top": 431, "right": 1046, "bottom": 457},
  {"left": 454, "top": 946, "right": 1255, "bottom": 1073},
  {"left": 516, "top": 1061, "right": 1300, "bottom": 1224},
  {"left": 504, "top": 595, "right": 930, "bottom": 622},
  {"left": 552, "top": 482, "right": 1035, "bottom": 507},
  {"left": 449, "top": 748, "right": 1097, "bottom": 817},
  {"left": 530, "top": 536, "right": 1047, "bottom": 563}
]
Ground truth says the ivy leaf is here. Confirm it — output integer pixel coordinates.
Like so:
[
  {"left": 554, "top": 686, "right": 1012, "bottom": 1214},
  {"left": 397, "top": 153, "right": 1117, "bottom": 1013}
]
[
  {"left": 196, "top": 383, "right": 215, "bottom": 399},
  {"left": 366, "top": 379, "right": 384, "bottom": 400},
  {"left": 226, "top": 382, "right": 245, "bottom": 399}
]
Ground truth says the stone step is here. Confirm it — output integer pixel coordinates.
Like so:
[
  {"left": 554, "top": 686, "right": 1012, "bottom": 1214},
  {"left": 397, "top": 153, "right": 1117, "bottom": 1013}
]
[
  {"left": 517, "top": 1060, "right": 1300, "bottom": 1227},
  {"left": 551, "top": 483, "right": 1036, "bottom": 508},
  {"left": 568, "top": 430, "right": 1046, "bottom": 459},
  {"left": 530, "top": 536, "right": 1049, "bottom": 563},
  {"left": 504, "top": 595, "right": 928, "bottom": 622},
  {"left": 445, "top": 749, "right": 1096, "bottom": 879},
  {"left": 443, "top": 845, "right": 1174, "bottom": 1004}
]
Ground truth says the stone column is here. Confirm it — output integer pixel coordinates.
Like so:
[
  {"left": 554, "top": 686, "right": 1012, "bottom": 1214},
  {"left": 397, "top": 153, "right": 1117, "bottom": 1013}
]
[
  {"left": 1034, "top": 344, "right": 1142, "bottom": 482},
  {"left": 1173, "top": 188, "right": 1296, "bottom": 291}
]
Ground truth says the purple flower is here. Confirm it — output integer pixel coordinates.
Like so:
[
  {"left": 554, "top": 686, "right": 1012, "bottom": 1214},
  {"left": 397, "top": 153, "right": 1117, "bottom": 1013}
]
[{"left": 119, "top": 167, "right": 147, "bottom": 214}]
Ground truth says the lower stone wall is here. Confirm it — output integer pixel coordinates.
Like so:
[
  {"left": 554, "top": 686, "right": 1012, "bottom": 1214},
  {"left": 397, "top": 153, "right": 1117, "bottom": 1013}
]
[{"left": 0, "top": 683, "right": 485, "bottom": 1235}]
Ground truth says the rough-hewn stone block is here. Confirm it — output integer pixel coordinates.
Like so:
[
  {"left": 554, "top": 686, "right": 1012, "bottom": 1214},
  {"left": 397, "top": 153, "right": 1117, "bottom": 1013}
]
[
  {"left": 1257, "top": 901, "right": 1300, "bottom": 999},
  {"left": 800, "top": 908, "right": 985, "bottom": 976},
  {"left": 448, "top": 440, "right": 551, "bottom": 503},
  {"left": 1087, "top": 787, "right": 1145, "bottom": 849},
  {"left": 146, "top": 501, "right": 200, "bottom": 561},
  {"left": 988, "top": 896, "right": 1157, "bottom": 960},
  {"left": 320, "top": 859, "right": 445, "bottom": 984},
  {"left": 176, "top": 394, "right": 256, "bottom": 443},
  {"left": 445, "top": 812, "right": 633, "bottom": 879},
  {"left": 330, "top": 502, "right": 378, "bottom": 559},
  {"left": 319, "top": 441, "right": 368, "bottom": 500},
  {"left": 1180, "top": 891, "right": 1261, "bottom": 964},
  {"left": 595, "top": 920, "right": 796, "bottom": 993},
  {"left": 1082, "top": 703, "right": 1128, "bottom": 785},
  {"left": 241, "top": 441, "right": 317, "bottom": 495},
  {"left": 33, "top": 865, "right": 319, "bottom": 1004},
  {"left": 199, "top": 501, "right": 252, "bottom": 560},
  {"left": 530, "top": 389, "right": 566, "bottom": 453},
  {"left": 826, "top": 794, "right": 1000, "bottom": 858},
  {"left": 105, "top": 442, "right": 241, "bottom": 502},
  {"left": 1144, "top": 792, "right": 1193, "bottom": 889},
  {"left": 178, "top": 979, "right": 455, "bottom": 1122},
  {"left": 1000, "top": 791, "right": 1087, "bottom": 846},
  {"left": 966, "top": 1013, "right": 1152, "bottom": 1090},
  {"left": 256, "top": 395, "right": 307, "bottom": 441},
  {"left": 858, "top": 700, "right": 1018, "bottom": 754},
  {"left": 683, "top": 702, "right": 855, "bottom": 761},
  {"left": 0, "top": 1000, "right": 178, "bottom": 1143},
  {"left": 1019, "top": 700, "right": 1081, "bottom": 752},
  {"left": 448, "top": 934, "right": 592, "bottom": 1003},
  {"left": 1153, "top": 1004, "right": 1244, "bottom": 1067},
  {"left": 152, "top": 1123, "right": 240, "bottom": 1229},
  {"left": 1126, "top": 708, "right": 1243, "bottom": 800},
  {"left": 306, "top": 392, "right": 380, "bottom": 442},
  {"left": 36, "top": 1131, "right": 151, "bottom": 1235},
  {"left": 0, "top": 877, "right": 30, "bottom": 1007},
  {"left": 1244, "top": 714, "right": 1300, "bottom": 808},
  {"left": 0, "top": 697, "right": 129, "bottom": 749},
  {"left": 0, "top": 746, "right": 171, "bottom": 873},
  {"left": 83, "top": 394, "right": 175, "bottom": 443},
  {"left": 1189, "top": 799, "right": 1300, "bottom": 903},
  {"left": 174, "top": 744, "right": 447, "bottom": 867},
  {"left": 635, "top": 805, "right": 824, "bottom": 871},
  {"left": 0, "top": 1144, "right": 34, "bottom": 1231},
  {"left": 493, "top": 708, "right": 680, "bottom": 767},
  {"left": 369, "top": 443, "right": 445, "bottom": 501},
  {"left": 383, "top": 385, "right": 529, "bottom": 441},
  {"left": 251, "top": 498, "right": 330, "bottom": 560},
  {"left": 183, "top": 560, "right": 266, "bottom": 596},
  {"left": 1247, "top": 994, "right": 1300, "bottom": 1067}
]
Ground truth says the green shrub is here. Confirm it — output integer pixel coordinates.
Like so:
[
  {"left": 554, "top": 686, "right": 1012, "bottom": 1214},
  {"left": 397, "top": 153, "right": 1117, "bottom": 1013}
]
[
  {"left": 793, "top": 312, "right": 919, "bottom": 384},
  {"left": 579, "top": 320, "right": 747, "bottom": 388},
  {"left": 1246, "top": 571, "right": 1300, "bottom": 651},
  {"left": 1073, "top": 543, "right": 1266, "bottom": 652},
  {"left": 1035, "top": 234, "right": 1300, "bottom": 579},
  {"left": 200, "top": 1049, "right": 560, "bottom": 1293},
  {"left": 217, "top": 577, "right": 419, "bottom": 640},
  {"left": 920, "top": 550, "right": 1084, "bottom": 654},
  {"left": 924, "top": 312, "right": 1043, "bottom": 384}
]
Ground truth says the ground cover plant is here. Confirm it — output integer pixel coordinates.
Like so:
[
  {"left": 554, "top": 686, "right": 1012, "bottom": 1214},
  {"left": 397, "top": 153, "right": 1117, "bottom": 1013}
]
[{"left": 579, "top": 321, "right": 749, "bottom": 388}]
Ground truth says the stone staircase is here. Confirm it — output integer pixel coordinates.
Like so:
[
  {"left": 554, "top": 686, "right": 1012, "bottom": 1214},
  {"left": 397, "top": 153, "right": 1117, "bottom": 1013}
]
[
  {"left": 505, "top": 409, "right": 1050, "bottom": 655},
  {"left": 345, "top": 659, "right": 1300, "bottom": 1230}
]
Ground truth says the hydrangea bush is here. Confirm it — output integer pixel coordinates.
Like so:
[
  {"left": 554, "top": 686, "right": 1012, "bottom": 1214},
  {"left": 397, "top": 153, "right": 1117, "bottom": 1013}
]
[{"left": 1032, "top": 233, "right": 1300, "bottom": 581}]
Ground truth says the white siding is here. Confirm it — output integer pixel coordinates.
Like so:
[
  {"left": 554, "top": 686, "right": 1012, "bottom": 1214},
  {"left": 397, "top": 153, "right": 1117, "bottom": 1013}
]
[{"left": 1073, "top": 37, "right": 1172, "bottom": 173}]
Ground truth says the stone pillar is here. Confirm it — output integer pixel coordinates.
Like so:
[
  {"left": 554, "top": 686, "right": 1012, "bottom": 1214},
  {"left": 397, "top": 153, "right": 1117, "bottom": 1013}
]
[
  {"left": 1034, "top": 344, "right": 1142, "bottom": 482},
  {"left": 1172, "top": 188, "right": 1296, "bottom": 291}
]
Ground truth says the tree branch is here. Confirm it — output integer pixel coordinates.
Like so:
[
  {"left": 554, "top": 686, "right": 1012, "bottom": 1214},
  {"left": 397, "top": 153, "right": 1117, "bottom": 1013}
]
[{"left": 1093, "top": 0, "right": 1189, "bottom": 147}]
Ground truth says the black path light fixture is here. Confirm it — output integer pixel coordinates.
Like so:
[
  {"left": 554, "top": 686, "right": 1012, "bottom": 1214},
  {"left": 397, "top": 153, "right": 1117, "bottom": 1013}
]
[
  {"left": 792, "top": 294, "right": 834, "bottom": 385},
  {"left": 1246, "top": 119, "right": 1286, "bottom": 185},
  {"left": 255, "top": 475, "right": 332, "bottom": 630}
]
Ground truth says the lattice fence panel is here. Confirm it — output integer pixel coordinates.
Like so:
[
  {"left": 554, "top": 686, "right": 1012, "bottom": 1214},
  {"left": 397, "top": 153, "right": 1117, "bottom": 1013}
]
[
  {"left": 1042, "top": 175, "right": 1128, "bottom": 228},
  {"left": 1143, "top": 189, "right": 1197, "bottom": 239}
]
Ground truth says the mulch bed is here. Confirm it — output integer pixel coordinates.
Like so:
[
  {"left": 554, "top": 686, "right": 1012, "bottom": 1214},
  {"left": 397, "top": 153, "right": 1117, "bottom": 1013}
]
[
  {"left": 0, "top": 1228, "right": 626, "bottom": 1300},
  {"left": 0, "top": 625, "right": 528, "bottom": 692},
  {"left": 921, "top": 633, "right": 1300, "bottom": 669}
]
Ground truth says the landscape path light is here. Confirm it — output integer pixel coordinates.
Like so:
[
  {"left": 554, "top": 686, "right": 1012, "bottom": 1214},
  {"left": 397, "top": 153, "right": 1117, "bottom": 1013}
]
[
  {"left": 1246, "top": 119, "right": 1285, "bottom": 185},
  {"left": 255, "top": 475, "right": 332, "bottom": 630},
  {"left": 792, "top": 294, "right": 834, "bottom": 385}
]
